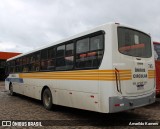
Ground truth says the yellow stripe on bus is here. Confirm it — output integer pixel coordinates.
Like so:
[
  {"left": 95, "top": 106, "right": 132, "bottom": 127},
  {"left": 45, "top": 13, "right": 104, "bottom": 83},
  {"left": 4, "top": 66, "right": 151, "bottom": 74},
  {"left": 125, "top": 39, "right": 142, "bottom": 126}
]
[
  {"left": 148, "top": 70, "right": 155, "bottom": 78},
  {"left": 19, "top": 69, "right": 132, "bottom": 81}
]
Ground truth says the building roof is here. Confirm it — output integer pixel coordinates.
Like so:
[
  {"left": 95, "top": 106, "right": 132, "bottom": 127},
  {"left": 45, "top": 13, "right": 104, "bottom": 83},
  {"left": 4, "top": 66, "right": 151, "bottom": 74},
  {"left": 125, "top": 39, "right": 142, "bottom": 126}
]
[{"left": 0, "top": 52, "right": 21, "bottom": 60}]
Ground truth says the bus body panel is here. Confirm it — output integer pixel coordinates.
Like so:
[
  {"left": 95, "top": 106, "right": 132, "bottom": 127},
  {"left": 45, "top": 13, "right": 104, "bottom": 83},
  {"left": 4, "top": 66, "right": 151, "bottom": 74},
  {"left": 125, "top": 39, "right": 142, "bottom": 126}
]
[
  {"left": 109, "top": 91, "right": 155, "bottom": 113},
  {"left": 19, "top": 78, "right": 101, "bottom": 112},
  {"left": 107, "top": 24, "right": 156, "bottom": 113},
  {"left": 112, "top": 24, "right": 155, "bottom": 97},
  {"left": 5, "top": 23, "right": 155, "bottom": 113}
]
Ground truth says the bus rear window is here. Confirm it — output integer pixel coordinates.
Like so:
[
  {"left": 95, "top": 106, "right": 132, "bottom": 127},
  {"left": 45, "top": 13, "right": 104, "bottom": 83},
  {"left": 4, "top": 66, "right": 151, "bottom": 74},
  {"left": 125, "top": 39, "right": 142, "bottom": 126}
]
[{"left": 118, "top": 27, "right": 152, "bottom": 58}]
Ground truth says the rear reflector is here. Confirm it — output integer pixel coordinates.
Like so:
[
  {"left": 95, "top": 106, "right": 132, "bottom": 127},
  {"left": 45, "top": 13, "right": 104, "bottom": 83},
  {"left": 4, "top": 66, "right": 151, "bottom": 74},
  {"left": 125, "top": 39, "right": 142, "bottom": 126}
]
[{"left": 114, "top": 103, "right": 124, "bottom": 107}]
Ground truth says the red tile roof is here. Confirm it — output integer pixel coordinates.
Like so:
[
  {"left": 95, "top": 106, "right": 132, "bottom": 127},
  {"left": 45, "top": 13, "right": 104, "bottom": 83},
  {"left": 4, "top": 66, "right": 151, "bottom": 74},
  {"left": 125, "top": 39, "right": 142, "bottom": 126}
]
[{"left": 0, "top": 52, "right": 21, "bottom": 60}]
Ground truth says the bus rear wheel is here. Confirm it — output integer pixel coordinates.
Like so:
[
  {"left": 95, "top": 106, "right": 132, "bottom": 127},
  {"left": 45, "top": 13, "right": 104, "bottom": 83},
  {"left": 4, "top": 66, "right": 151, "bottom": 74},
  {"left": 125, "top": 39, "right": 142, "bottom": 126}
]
[
  {"left": 9, "top": 84, "right": 14, "bottom": 96},
  {"left": 42, "top": 88, "right": 53, "bottom": 110}
]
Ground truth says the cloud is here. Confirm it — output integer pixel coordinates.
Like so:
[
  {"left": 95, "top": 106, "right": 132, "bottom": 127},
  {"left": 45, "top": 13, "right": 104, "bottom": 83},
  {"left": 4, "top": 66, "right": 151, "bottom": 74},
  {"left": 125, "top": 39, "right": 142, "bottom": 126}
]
[{"left": 0, "top": 0, "right": 160, "bottom": 53}]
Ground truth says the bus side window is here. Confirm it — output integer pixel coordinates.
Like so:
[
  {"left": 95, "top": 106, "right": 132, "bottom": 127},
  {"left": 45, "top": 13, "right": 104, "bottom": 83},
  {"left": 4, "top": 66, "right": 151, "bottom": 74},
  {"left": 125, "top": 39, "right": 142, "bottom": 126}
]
[
  {"left": 75, "top": 34, "right": 104, "bottom": 69},
  {"left": 11, "top": 67, "right": 15, "bottom": 73},
  {"left": 29, "top": 53, "right": 40, "bottom": 72},
  {"left": 90, "top": 35, "right": 103, "bottom": 51},
  {"left": 41, "top": 60, "right": 48, "bottom": 70},
  {"left": 90, "top": 35, "right": 104, "bottom": 68},
  {"left": 47, "top": 59, "right": 55, "bottom": 70},
  {"left": 7, "top": 60, "right": 16, "bottom": 74},
  {"left": 15, "top": 58, "right": 22, "bottom": 73},
  {"left": 40, "top": 47, "right": 55, "bottom": 71},
  {"left": 48, "top": 47, "right": 55, "bottom": 59},
  {"left": 76, "top": 38, "right": 89, "bottom": 69},
  {"left": 23, "top": 65, "right": 29, "bottom": 72},
  {"left": 65, "top": 43, "right": 74, "bottom": 70},
  {"left": 7, "top": 61, "right": 10, "bottom": 74},
  {"left": 41, "top": 49, "right": 48, "bottom": 60},
  {"left": 47, "top": 47, "right": 55, "bottom": 70},
  {"left": 76, "top": 38, "right": 89, "bottom": 54},
  {"left": 41, "top": 49, "right": 49, "bottom": 71},
  {"left": 56, "top": 45, "right": 66, "bottom": 70},
  {"left": 10, "top": 60, "right": 15, "bottom": 73},
  {"left": 22, "top": 56, "right": 29, "bottom": 73},
  {"left": 56, "top": 43, "right": 74, "bottom": 71}
]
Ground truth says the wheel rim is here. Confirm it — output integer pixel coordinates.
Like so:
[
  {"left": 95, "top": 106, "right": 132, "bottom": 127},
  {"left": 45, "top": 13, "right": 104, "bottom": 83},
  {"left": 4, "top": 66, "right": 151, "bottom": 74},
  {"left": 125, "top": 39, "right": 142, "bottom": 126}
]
[
  {"left": 44, "top": 92, "right": 51, "bottom": 107},
  {"left": 10, "top": 85, "right": 13, "bottom": 95}
]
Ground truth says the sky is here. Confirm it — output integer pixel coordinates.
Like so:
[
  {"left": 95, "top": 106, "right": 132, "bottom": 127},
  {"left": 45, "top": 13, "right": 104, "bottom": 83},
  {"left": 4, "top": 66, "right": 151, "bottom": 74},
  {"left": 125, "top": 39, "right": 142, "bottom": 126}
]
[{"left": 0, "top": 0, "right": 160, "bottom": 53}]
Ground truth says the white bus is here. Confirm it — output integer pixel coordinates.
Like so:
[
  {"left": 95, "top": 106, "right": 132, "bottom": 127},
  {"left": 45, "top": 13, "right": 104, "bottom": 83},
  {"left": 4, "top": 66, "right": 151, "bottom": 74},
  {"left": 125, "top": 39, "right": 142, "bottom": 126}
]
[{"left": 5, "top": 23, "right": 155, "bottom": 113}]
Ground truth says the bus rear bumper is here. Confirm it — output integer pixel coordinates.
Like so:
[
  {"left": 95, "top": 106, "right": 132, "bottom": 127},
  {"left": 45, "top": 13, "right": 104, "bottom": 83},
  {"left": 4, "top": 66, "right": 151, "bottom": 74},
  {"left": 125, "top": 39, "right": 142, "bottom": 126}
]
[{"left": 109, "top": 92, "right": 155, "bottom": 113}]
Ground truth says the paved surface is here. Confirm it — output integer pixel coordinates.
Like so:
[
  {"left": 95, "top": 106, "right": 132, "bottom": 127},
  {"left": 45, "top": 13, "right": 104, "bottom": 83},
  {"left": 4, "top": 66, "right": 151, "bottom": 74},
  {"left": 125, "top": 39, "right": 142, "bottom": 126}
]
[{"left": 0, "top": 81, "right": 160, "bottom": 129}]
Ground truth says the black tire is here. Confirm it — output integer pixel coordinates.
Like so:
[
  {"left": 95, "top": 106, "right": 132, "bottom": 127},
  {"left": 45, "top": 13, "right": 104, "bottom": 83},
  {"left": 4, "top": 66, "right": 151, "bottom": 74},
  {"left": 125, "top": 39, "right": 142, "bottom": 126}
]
[
  {"left": 9, "top": 84, "right": 14, "bottom": 96},
  {"left": 42, "top": 88, "right": 53, "bottom": 110}
]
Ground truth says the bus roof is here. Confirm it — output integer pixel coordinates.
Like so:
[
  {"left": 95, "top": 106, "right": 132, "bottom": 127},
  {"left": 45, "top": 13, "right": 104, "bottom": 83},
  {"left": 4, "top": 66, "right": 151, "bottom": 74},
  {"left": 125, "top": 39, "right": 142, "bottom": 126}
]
[{"left": 7, "top": 22, "right": 151, "bottom": 61}]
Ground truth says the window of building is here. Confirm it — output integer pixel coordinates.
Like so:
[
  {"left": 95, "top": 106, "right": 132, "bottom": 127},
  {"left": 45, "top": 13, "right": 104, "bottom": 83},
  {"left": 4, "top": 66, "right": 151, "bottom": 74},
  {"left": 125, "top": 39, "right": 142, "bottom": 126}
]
[{"left": 0, "top": 60, "right": 6, "bottom": 68}]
